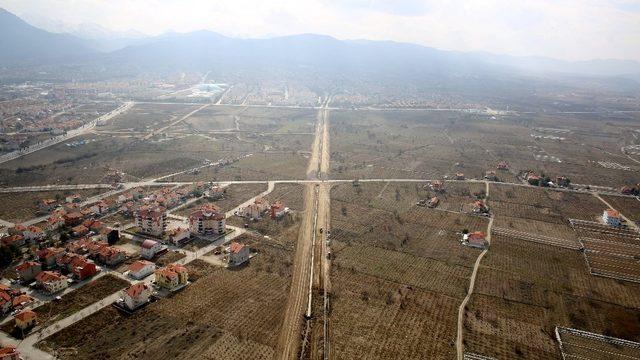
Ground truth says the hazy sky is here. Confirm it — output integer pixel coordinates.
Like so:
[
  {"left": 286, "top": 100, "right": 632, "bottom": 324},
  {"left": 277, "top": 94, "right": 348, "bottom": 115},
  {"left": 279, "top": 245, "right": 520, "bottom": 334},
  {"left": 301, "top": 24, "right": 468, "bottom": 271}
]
[{"left": 1, "top": 0, "right": 640, "bottom": 61}]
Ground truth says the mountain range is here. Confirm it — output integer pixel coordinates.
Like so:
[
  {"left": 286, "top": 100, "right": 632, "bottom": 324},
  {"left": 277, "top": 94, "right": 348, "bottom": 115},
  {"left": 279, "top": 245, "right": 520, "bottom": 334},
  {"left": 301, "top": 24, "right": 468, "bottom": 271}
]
[{"left": 1, "top": 7, "right": 639, "bottom": 82}]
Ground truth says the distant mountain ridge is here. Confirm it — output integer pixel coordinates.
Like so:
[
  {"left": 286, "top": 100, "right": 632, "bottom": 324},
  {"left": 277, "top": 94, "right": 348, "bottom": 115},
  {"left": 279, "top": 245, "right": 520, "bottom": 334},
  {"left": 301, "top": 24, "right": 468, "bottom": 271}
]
[
  {"left": 0, "top": 7, "right": 639, "bottom": 81},
  {"left": 0, "top": 8, "right": 95, "bottom": 63}
]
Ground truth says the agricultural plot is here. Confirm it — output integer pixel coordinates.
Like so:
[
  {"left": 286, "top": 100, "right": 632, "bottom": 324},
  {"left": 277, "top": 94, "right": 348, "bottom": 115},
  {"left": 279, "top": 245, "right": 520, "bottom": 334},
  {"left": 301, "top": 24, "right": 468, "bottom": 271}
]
[
  {"left": 570, "top": 219, "right": 640, "bottom": 282},
  {"left": 329, "top": 182, "right": 483, "bottom": 358},
  {"left": 556, "top": 327, "right": 640, "bottom": 360},
  {"left": 167, "top": 152, "right": 309, "bottom": 181},
  {"left": 99, "top": 103, "right": 201, "bottom": 131},
  {"left": 464, "top": 231, "right": 640, "bottom": 359},
  {"left": 0, "top": 133, "right": 254, "bottom": 186},
  {"left": 38, "top": 238, "right": 294, "bottom": 359},
  {"left": 32, "top": 275, "right": 130, "bottom": 328}
]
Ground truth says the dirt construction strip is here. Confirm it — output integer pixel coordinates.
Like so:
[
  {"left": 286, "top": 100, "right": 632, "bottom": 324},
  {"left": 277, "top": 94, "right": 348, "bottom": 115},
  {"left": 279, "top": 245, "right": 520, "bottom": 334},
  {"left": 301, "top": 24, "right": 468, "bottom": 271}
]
[{"left": 456, "top": 181, "right": 493, "bottom": 360}]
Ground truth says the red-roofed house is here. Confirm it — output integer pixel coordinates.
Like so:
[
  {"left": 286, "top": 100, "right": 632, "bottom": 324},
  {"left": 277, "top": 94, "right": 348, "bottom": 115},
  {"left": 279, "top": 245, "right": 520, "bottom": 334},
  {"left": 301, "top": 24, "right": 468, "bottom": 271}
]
[
  {"left": 38, "top": 199, "right": 57, "bottom": 213},
  {"left": 7, "top": 225, "right": 26, "bottom": 237},
  {"left": 227, "top": 242, "right": 250, "bottom": 266},
  {"left": 135, "top": 205, "right": 167, "bottom": 237},
  {"left": 602, "top": 209, "right": 622, "bottom": 227},
  {"left": 462, "top": 231, "right": 488, "bottom": 249},
  {"left": 166, "top": 227, "right": 190, "bottom": 245},
  {"left": 37, "top": 247, "right": 65, "bottom": 267},
  {"left": 24, "top": 225, "right": 45, "bottom": 242},
  {"left": 95, "top": 246, "right": 126, "bottom": 266},
  {"left": 155, "top": 264, "right": 188, "bottom": 290},
  {"left": 15, "top": 261, "right": 41, "bottom": 282},
  {"left": 11, "top": 294, "right": 33, "bottom": 310},
  {"left": 270, "top": 201, "right": 287, "bottom": 219},
  {"left": 189, "top": 204, "right": 226, "bottom": 236},
  {"left": 122, "top": 283, "right": 152, "bottom": 310},
  {"left": 1, "top": 235, "right": 25, "bottom": 248},
  {"left": 35, "top": 271, "right": 68, "bottom": 294},
  {"left": 71, "top": 224, "right": 89, "bottom": 237},
  {"left": 0, "top": 346, "right": 20, "bottom": 360},
  {"left": 14, "top": 310, "right": 37, "bottom": 330},
  {"left": 0, "top": 291, "right": 12, "bottom": 314}
]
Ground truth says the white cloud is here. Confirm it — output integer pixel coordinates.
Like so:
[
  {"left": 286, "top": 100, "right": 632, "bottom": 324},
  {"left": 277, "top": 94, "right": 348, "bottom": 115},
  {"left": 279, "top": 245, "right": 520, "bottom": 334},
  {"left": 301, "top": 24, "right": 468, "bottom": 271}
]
[{"left": 1, "top": 0, "right": 639, "bottom": 61}]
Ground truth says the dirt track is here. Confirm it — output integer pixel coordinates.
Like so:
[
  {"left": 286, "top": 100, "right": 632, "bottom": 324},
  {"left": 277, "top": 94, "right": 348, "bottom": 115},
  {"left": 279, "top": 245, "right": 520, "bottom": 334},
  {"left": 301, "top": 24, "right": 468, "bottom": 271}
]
[{"left": 276, "top": 102, "right": 330, "bottom": 360}]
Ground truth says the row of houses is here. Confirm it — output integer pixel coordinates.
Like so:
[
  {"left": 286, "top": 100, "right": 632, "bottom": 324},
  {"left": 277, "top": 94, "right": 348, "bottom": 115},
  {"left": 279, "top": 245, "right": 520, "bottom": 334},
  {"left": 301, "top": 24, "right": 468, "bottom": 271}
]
[
  {"left": 237, "top": 198, "right": 289, "bottom": 220},
  {"left": 119, "top": 263, "right": 190, "bottom": 312},
  {"left": 0, "top": 284, "right": 33, "bottom": 316}
]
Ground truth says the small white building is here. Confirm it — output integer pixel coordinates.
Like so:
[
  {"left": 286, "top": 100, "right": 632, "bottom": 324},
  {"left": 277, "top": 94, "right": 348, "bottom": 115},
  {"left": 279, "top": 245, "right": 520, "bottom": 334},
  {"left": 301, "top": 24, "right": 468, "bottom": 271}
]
[
  {"left": 122, "top": 283, "right": 152, "bottom": 310},
  {"left": 602, "top": 209, "right": 622, "bottom": 227},
  {"left": 140, "top": 239, "right": 164, "bottom": 260},
  {"left": 227, "top": 242, "right": 250, "bottom": 267},
  {"left": 128, "top": 260, "right": 156, "bottom": 279}
]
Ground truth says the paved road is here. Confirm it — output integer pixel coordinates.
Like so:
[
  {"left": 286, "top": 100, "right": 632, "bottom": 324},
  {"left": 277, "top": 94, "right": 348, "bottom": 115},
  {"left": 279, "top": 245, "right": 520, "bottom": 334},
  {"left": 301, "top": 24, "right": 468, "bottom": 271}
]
[{"left": 456, "top": 181, "right": 493, "bottom": 360}]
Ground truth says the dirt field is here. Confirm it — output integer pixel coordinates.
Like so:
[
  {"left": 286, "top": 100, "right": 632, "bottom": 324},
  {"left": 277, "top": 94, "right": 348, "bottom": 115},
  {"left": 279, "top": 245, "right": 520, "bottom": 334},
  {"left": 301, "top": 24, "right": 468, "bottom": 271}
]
[
  {"left": 328, "top": 182, "right": 482, "bottom": 358},
  {"left": 464, "top": 232, "right": 640, "bottom": 359},
  {"left": 33, "top": 275, "right": 129, "bottom": 327},
  {"left": 329, "top": 110, "right": 640, "bottom": 187},
  {"left": 38, "top": 238, "right": 295, "bottom": 359},
  {"left": 0, "top": 188, "right": 106, "bottom": 222}
]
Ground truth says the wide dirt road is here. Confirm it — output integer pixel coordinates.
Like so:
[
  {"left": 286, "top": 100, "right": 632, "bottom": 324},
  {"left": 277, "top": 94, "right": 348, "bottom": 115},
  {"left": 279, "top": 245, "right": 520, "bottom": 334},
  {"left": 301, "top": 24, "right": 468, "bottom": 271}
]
[{"left": 276, "top": 103, "right": 328, "bottom": 360}]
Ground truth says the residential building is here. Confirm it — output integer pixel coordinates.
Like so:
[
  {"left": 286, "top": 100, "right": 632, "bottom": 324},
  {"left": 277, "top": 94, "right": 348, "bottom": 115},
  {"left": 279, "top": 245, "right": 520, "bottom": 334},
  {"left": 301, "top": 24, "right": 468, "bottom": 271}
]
[
  {"left": 65, "top": 194, "right": 82, "bottom": 203},
  {"left": 37, "top": 247, "right": 65, "bottom": 267},
  {"left": 227, "top": 242, "right": 250, "bottom": 267},
  {"left": 38, "top": 199, "right": 57, "bottom": 213},
  {"left": 472, "top": 201, "right": 489, "bottom": 214},
  {"left": 1, "top": 235, "right": 25, "bottom": 248},
  {"left": 71, "top": 225, "right": 89, "bottom": 237},
  {"left": 270, "top": 201, "right": 288, "bottom": 219},
  {"left": 484, "top": 171, "right": 499, "bottom": 182},
  {"left": 166, "top": 227, "right": 190, "bottom": 245},
  {"left": 430, "top": 180, "right": 445, "bottom": 192},
  {"left": 140, "top": 239, "right": 164, "bottom": 260},
  {"left": 556, "top": 176, "right": 571, "bottom": 188},
  {"left": 603, "top": 209, "right": 622, "bottom": 227},
  {"left": 427, "top": 196, "right": 439, "bottom": 208},
  {"left": 455, "top": 172, "right": 465, "bottom": 180},
  {"left": 0, "top": 346, "right": 20, "bottom": 360},
  {"left": 463, "top": 231, "right": 488, "bottom": 249},
  {"left": 14, "top": 310, "right": 37, "bottom": 330},
  {"left": 35, "top": 271, "right": 68, "bottom": 293},
  {"left": 155, "top": 264, "right": 188, "bottom": 290},
  {"left": 95, "top": 246, "right": 126, "bottom": 266},
  {"left": 189, "top": 204, "right": 226, "bottom": 236},
  {"left": 23, "top": 226, "right": 45, "bottom": 242},
  {"left": 15, "top": 261, "right": 42, "bottom": 282},
  {"left": 122, "top": 283, "right": 152, "bottom": 310},
  {"left": 12, "top": 294, "right": 33, "bottom": 310},
  {"left": 240, "top": 198, "right": 270, "bottom": 219},
  {"left": 128, "top": 260, "right": 156, "bottom": 279},
  {"left": 135, "top": 205, "right": 167, "bottom": 237},
  {"left": 0, "top": 291, "right": 12, "bottom": 314}
]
